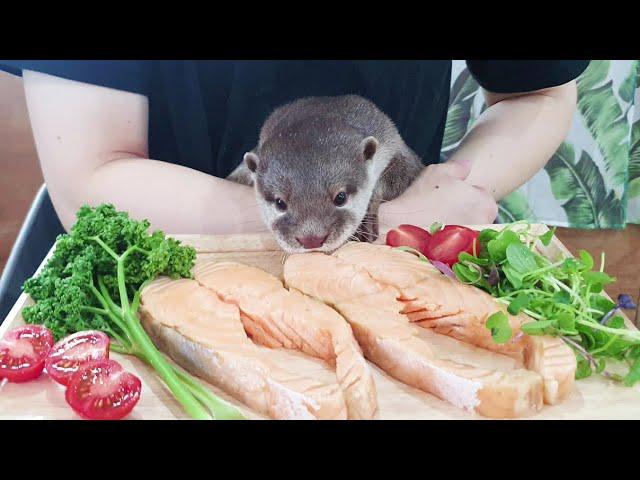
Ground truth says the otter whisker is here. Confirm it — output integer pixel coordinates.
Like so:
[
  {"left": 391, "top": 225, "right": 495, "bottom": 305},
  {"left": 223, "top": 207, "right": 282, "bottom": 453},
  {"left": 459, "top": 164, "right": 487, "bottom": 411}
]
[{"left": 351, "top": 226, "right": 377, "bottom": 243}]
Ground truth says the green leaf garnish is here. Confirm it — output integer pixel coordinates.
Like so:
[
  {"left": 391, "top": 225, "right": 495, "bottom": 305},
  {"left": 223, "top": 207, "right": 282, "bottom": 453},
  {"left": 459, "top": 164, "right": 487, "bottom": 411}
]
[
  {"left": 446, "top": 221, "right": 640, "bottom": 385},
  {"left": 486, "top": 230, "right": 521, "bottom": 264},
  {"left": 552, "top": 291, "right": 572, "bottom": 304},
  {"left": 539, "top": 227, "right": 556, "bottom": 246},
  {"left": 458, "top": 252, "right": 490, "bottom": 266},
  {"left": 505, "top": 243, "right": 538, "bottom": 273},
  {"left": 627, "top": 345, "right": 640, "bottom": 360},
  {"left": 507, "top": 293, "right": 531, "bottom": 315},
  {"left": 590, "top": 296, "right": 617, "bottom": 317},
  {"left": 485, "top": 311, "right": 513, "bottom": 344},
  {"left": 580, "top": 330, "right": 596, "bottom": 350},
  {"left": 578, "top": 250, "right": 594, "bottom": 270},
  {"left": 575, "top": 356, "right": 593, "bottom": 379},
  {"left": 608, "top": 316, "right": 625, "bottom": 329},
  {"left": 624, "top": 359, "right": 640, "bottom": 387},
  {"left": 429, "top": 222, "right": 443, "bottom": 235},
  {"left": 452, "top": 262, "right": 483, "bottom": 284},
  {"left": 479, "top": 228, "right": 499, "bottom": 245},
  {"left": 556, "top": 312, "right": 577, "bottom": 334},
  {"left": 562, "top": 258, "right": 583, "bottom": 273},
  {"left": 502, "top": 265, "right": 524, "bottom": 289},
  {"left": 583, "top": 270, "right": 615, "bottom": 286},
  {"left": 521, "top": 320, "right": 556, "bottom": 335}
]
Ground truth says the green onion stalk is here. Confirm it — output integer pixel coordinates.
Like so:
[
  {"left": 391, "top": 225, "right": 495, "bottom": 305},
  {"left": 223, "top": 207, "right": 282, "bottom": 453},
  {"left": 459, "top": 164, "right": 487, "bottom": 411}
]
[{"left": 21, "top": 204, "right": 246, "bottom": 420}]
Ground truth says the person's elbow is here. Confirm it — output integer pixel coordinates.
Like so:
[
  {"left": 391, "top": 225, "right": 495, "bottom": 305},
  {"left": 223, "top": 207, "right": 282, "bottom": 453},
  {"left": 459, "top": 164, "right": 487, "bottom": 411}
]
[
  {"left": 550, "top": 79, "right": 578, "bottom": 121},
  {"left": 542, "top": 80, "right": 578, "bottom": 145},
  {"left": 44, "top": 168, "right": 91, "bottom": 233},
  {"left": 498, "top": 80, "right": 578, "bottom": 143},
  {"left": 22, "top": 70, "right": 150, "bottom": 231}
]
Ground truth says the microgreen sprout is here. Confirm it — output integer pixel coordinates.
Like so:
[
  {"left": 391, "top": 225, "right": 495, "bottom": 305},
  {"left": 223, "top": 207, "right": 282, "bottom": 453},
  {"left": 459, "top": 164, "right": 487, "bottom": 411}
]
[
  {"left": 448, "top": 222, "right": 640, "bottom": 385},
  {"left": 600, "top": 294, "right": 638, "bottom": 325}
]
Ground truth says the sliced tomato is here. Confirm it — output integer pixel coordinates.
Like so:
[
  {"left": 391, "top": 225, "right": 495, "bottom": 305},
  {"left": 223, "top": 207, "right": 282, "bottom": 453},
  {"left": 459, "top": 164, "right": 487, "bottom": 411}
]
[
  {"left": 424, "top": 225, "right": 480, "bottom": 267},
  {"left": 65, "top": 359, "right": 141, "bottom": 420},
  {"left": 386, "top": 224, "right": 431, "bottom": 256},
  {"left": 0, "top": 325, "right": 54, "bottom": 383},
  {"left": 45, "top": 331, "right": 110, "bottom": 386}
]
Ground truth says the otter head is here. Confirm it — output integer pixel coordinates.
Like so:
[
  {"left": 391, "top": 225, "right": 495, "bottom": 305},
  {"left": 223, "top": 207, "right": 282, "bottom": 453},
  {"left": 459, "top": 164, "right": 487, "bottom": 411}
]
[{"left": 244, "top": 122, "right": 379, "bottom": 253}]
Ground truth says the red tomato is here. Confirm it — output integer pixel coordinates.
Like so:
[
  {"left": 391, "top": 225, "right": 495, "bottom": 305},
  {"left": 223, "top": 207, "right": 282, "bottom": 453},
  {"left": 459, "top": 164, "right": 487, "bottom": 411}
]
[
  {"left": 45, "top": 331, "right": 110, "bottom": 386},
  {"left": 65, "top": 359, "right": 142, "bottom": 420},
  {"left": 0, "top": 325, "right": 54, "bottom": 383},
  {"left": 386, "top": 224, "right": 431, "bottom": 256},
  {"left": 424, "top": 225, "right": 480, "bottom": 267}
]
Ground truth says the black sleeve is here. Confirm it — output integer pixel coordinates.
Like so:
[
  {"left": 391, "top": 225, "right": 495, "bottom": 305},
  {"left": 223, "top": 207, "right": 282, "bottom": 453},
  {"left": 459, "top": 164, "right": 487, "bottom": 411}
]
[
  {"left": 0, "top": 60, "right": 150, "bottom": 96},
  {"left": 465, "top": 60, "right": 590, "bottom": 94}
]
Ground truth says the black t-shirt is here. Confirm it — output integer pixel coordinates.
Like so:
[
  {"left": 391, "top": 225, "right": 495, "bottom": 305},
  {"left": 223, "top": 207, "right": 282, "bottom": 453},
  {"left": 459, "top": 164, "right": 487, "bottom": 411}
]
[{"left": 1, "top": 60, "right": 589, "bottom": 178}]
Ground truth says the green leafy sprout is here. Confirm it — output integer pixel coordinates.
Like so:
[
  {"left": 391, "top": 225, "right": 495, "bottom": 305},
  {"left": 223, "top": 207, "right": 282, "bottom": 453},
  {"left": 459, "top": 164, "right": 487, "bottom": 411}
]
[
  {"left": 21, "top": 204, "right": 245, "bottom": 420},
  {"left": 449, "top": 221, "right": 640, "bottom": 385}
]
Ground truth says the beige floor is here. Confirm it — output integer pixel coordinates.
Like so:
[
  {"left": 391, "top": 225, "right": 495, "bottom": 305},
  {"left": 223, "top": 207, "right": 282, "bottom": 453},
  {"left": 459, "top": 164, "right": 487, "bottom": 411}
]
[{"left": 0, "top": 70, "right": 638, "bottom": 318}]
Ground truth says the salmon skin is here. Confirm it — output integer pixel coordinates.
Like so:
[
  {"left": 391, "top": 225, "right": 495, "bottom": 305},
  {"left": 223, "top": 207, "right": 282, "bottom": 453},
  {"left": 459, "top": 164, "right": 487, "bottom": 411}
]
[
  {"left": 284, "top": 252, "right": 544, "bottom": 418},
  {"left": 191, "top": 259, "right": 378, "bottom": 420},
  {"left": 140, "top": 277, "right": 348, "bottom": 420},
  {"left": 332, "top": 242, "right": 577, "bottom": 405}
]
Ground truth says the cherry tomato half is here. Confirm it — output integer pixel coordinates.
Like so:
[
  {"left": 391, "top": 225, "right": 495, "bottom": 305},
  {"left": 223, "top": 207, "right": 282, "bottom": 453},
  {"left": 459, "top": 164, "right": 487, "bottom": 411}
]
[
  {"left": 386, "top": 224, "right": 431, "bottom": 256},
  {"left": 45, "top": 330, "right": 110, "bottom": 386},
  {"left": 65, "top": 359, "right": 141, "bottom": 420},
  {"left": 0, "top": 325, "right": 54, "bottom": 383},
  {"left": 424, "top": 225, "right": 480, "bottom": 267}
]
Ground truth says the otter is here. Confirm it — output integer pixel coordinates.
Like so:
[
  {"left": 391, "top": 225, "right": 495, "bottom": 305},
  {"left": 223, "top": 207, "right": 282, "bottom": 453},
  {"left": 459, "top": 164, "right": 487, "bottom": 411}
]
[{"left": 227, "top": 95, "right": 423, "bottom": 253}]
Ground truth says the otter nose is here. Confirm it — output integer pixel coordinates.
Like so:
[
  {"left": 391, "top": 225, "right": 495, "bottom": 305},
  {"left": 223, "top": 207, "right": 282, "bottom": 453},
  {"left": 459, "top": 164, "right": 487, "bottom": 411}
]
[{"left": 296, "top": 234, "right": 328, "bottom": 249}]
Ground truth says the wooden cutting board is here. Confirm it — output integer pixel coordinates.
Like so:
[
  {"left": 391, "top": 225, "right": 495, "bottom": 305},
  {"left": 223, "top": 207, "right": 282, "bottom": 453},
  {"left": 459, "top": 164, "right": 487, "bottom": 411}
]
[{"left": 1, "top": 224, "right": 638, "bottom": 420}]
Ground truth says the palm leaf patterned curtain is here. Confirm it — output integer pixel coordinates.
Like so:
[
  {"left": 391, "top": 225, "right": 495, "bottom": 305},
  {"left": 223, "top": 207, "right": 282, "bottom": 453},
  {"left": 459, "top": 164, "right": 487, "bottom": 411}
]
[{"left": 442, "top": 60, "right": 640, "bottom": 228}]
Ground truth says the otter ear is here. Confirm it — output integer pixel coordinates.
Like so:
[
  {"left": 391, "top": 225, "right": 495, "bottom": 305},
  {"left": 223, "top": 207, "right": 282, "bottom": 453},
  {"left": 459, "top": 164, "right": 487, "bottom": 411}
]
[
  {"left": 361, "top": 136, "right": 379, "bottom": 161},
  {"left": 244, "top": 152, "right": 260, "bottom": 173}
]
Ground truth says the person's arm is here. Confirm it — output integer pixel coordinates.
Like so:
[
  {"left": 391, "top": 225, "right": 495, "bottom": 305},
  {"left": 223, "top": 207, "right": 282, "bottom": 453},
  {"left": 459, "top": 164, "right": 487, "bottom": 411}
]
[
  {"left": 379, "top": 80, "right": 578, "bottom": 228},
  {"left": 22, "top": 70, "right": 263, "bottom": 234},
  {"left": 449, "top": 80, "right": 578, "bottom": 200}
]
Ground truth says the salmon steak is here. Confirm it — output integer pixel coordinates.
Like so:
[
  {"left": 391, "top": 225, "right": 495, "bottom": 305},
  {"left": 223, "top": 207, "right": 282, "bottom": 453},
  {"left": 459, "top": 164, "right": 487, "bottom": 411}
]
[
  {"left": 284, "top": 252, "right": 545, "bottom": 418},
  {"left": 139, "top": 277, "right": 348, "bottom": 420},
  {"left": 332, "top": 242, "right": 577, "bottom": 405},
  {"left": 191, "top": 259, "right": 378, "bottom": 420}
]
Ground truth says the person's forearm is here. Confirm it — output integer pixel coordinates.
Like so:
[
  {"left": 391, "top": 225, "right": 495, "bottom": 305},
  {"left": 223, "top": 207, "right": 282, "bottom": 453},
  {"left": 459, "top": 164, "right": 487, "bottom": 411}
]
[
  {"left": 22, "top": 70, "right": 264, "bottom": 235},
  {"left": 54, "top": 157, "right": 263, "bottom": 234},
  {"left": 447, "top": 81, "right": 578, "bottom": 200}
]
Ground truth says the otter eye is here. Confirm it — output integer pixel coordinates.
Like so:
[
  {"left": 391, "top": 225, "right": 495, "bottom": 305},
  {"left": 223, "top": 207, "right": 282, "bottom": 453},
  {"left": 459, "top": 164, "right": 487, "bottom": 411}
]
[
  {"left": 333, "top": 191, "right": 348, "bottom": 207},
  {"left": 275, "top": 198, "right": 288, "bottom": 212}
]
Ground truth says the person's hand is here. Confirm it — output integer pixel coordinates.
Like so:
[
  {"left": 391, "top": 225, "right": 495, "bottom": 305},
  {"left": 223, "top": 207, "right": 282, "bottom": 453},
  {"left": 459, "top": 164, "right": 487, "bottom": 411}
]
[{"left": 378, "top": 159, "right": 499, "bottom": 229}]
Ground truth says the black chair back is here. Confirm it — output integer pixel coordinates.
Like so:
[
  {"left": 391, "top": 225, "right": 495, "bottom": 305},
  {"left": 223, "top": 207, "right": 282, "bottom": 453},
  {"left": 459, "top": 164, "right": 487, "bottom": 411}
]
[{"left": 0, "top": 186, "right": 65, "bottom": 322}]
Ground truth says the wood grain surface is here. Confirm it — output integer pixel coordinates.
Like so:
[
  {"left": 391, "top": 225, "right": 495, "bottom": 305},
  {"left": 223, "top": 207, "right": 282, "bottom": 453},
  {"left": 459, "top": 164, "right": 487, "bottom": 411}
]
[
  {"left": 556, "top": 226, "right": 640, "bottom": 320},
  {"left": 1, "top": 225, "right": 639, "bottom": 420}
]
